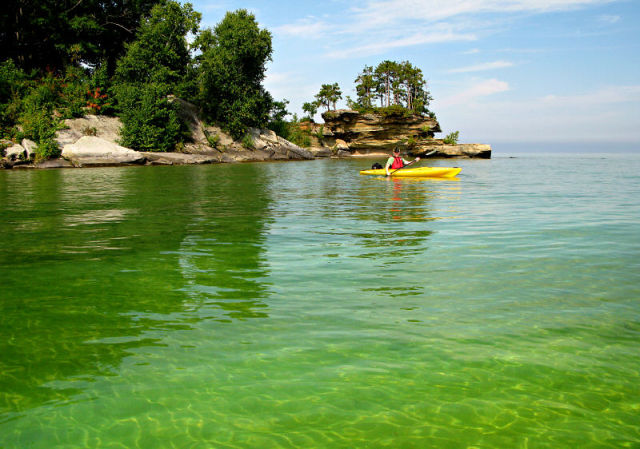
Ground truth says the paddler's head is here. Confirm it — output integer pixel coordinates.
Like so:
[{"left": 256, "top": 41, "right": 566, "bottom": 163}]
[{"left": 393, "top": 147, "right": 400, "bottom": 155}]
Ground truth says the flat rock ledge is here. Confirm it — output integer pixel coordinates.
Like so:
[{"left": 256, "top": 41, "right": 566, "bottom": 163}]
[
  {"left": 62, "top": 136, "right": 146, "bottom": 167},
  {"left": 410, "top": 143, "right": 492, "bottom": 159}
]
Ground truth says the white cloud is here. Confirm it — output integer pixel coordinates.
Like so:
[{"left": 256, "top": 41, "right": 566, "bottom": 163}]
[
  {"left": 598, "top": 14, "right": 621, "bottom": 24},
  {"left": 264, "top": 70, "right": 320, "bottom": 116},
  {"left": 438, "top": 78, "right": 510, "bottom": 106},
  {"left": 275, "top": 18, "right": 331, "bottom": 38},
  {"left": 351, "top": 0, "right": 616, "bottom": 27},
  {"left": 325, "top": 30, "right": 476, "bottom": 59},
  {"left": 448, "top": 60, "right": 514, "bottom": 73}
]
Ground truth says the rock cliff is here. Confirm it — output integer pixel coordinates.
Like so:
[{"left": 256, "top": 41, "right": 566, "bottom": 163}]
[
  {"left": 320, "top": 109, "right": 490, "bottom": 158},
  {"left": 1, "top": 99, "right": 313, "bottom": 169}
]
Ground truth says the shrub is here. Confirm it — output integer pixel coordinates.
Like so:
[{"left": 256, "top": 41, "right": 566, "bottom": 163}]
[
  {"left": 286, "top": 123, "right": 312, "bottom": 148},
  {"left": 0, "top": 60, "right": 28, "bottom": 131},
  {"left": 18, "top": 103, "right": 59, "bottom": 143},
  {"left": 86, "top": 87, "right": 109, "bottom": 114},
  {"left": 83, "top": 126, "right": 98, "bottom": 136},
  {"left": 34, "top": 139, "right": 61, "bottom": 161},
  {"left": 86, "top": 62, "right": 114, "bottom": 115},
  {"left": 206, "top": 132, "right": 220, "bottom": 148},
  {"left": 242, "top": 134, "right": 255, "bottom": 150},
  {"left": 114, "top": 83, "right": 184, "bottom": 152},
  {"left": 379, "top": 104, "right": 412, "bottom": 118},
  {"left": 18, "top": 107, "right": 62, "bottom": 161},
  {"left": 58, "top": 66, "right": 88, "bottom": 118},
  {"left": 443, "top": 131, "right": 459, "bottom": 145}
]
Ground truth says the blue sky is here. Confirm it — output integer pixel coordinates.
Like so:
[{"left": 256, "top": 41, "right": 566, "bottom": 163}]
[{"left": 189, "top": 0, "right": 640, "bottom": 145}]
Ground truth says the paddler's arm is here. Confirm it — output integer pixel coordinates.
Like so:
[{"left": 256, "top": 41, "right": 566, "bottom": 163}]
[{"left": 385, "top": 157, "right": 393, "bottom": 176}]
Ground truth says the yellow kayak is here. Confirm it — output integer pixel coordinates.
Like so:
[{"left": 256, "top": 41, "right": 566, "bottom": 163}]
[{"left": 359, "top": 166, "right": 461, "bottom": 178}]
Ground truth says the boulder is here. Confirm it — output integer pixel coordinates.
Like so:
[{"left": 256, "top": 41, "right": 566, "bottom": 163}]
[
  {"left": 308, "top": 147, "right": 332, "bottom": 158},
  {"left": 5, "top": 144, "right": 27, "bottom": 161},
  {"left": 62, "top": 136, "right": 145, "bottom": 167},
  {"left": 21, "top": 139, "right": 37, "bottom": 159}
]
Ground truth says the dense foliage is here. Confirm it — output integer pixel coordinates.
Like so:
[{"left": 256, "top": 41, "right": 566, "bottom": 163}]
[
  {"left": 115, "top": 2, "right": 200, "bottom": 88},
  {"left": 314, "top": 83, "right": 342, "bottom": 112},
  {"left": 0, "top": 0, "right": 158, "bottom": 74},
  {"left": 0, "top": 2, "right": 284, "bottom": 157},
  {"left": 113, "top": 1, "right": 199, "bottom": 151},
  {"left": 353, "top": 61, "right": 433, "bottom": 115},
  {"left": 304, "top": 61, "right": 435, "bottom": 121},
  {"left": 195, "top": 9, "right": 274, "bottom": 139},
  {"left": 114, "top": 84, "right": 184, "bottom": 152}
]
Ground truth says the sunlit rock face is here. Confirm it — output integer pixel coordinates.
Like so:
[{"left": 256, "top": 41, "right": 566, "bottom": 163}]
[{"left": 321, "top": 109, "right": 491, "bottom": 158}]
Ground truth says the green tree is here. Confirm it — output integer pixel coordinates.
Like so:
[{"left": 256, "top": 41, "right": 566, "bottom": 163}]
[
  {"left": 115, "top": 1, "right": 201, "bottom": 87},
  {"left": 0, "top": 0, "right": 159, "bottom": 74},
  {"left": 0, "top": 59, "right": 28, "bottom": 133},
  {"left": 196, "top": 9, "right": 273, "bottom": 139},
  {"left": 443, "top": 131, "right": 459, "bottom": 145},
  {"left": 352, "top": 60, "right": 433, "bottom": 114},
  {"left": 315, "top": 83, "right": 342, "bottom": 111},
  {"left": 114, "top": 83, "right": 183, "bottom": 152},
  {"left": 266, "top": 99, "right": 290, "bottom": 138},
  {"left": 374, "top": 60, "right": 398, "bottom": 107},
  {"left": 302, "top": 101, "right": 318, "bottom": 120},
  {"left": 354, "top": 65, "right": 377, "bottom": 109}
]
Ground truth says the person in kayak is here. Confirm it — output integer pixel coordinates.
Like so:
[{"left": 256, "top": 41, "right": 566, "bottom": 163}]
[{"left": 385, "top": 147, "right": 420, "bottom": 176}]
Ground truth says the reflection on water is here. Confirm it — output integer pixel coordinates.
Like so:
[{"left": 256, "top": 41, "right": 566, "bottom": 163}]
[
  {"left": 175, "top": 166, "right": 273, "bottom": 322},
  {"left": 0, "top": 164, "right": 275, "bottom": 415}
]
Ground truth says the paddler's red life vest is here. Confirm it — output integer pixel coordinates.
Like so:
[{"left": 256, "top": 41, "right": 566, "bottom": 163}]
[{"left": 391, "top": 156, "right": 404, "bottom": 169}]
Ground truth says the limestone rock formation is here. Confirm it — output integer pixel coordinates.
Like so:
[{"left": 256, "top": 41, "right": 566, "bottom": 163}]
[
  {"left": 409, "top": 142, "right": 492, "bottom": 159},
  {"left": 321, "top": 109, "right": 441, "bottom": 153},
  {"left": 321, "top": 109, "right": 490, "bottom": 158},
  {"left": 55, "top": 115, "right": 123, "bottom": 148}
]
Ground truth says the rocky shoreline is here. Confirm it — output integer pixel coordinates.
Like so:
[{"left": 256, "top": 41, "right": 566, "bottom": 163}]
[{"left": 1, "top": 105, "right": 491, "bottom": 170}]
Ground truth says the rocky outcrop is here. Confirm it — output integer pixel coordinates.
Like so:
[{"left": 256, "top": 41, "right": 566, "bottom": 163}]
[
  {"left": 170, "top": 97, "right": 313, "bottom": 161},
  {"left": 55, "top": 115, "right": 123, "bottom": 148},
  {"left": 2, "top": 95, "right": 313, "bottom": 169},
  {"left": 321, "top": 109, "right": 440, "bottom": 153},
  {"left": 320, "top": 109, "right": 490, "bottom": 158},
  {"left": 62, "top": 136, "right": 146, "bottom": 167}
]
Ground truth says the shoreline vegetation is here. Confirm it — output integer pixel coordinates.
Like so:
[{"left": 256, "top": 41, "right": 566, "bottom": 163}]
[{"left": 0, "top": 1, "right": 490, "bottom": 170}]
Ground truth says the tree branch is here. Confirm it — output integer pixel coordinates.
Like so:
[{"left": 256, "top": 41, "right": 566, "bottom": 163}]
[{"left": 104, "top": 21, "right": 133, "bottom": 34}]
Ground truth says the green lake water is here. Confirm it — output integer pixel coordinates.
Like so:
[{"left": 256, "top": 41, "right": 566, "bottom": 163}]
[{"left": 1, "top": 153, "right": 639, "bottom": 448}]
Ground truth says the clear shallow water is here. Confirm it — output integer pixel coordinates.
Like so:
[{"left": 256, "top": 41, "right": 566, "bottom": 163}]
[{"left": 1, "top": 154, "right": 639, "bottom": 448}]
